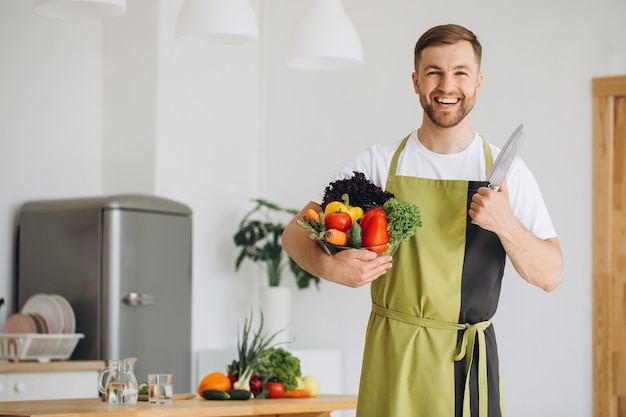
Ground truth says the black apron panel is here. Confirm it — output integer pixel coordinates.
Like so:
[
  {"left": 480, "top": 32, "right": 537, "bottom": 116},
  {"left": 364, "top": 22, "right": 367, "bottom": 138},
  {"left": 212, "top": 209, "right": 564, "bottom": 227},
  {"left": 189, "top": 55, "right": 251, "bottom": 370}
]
[
  {"left": 454, "top": 181, "right": 506, "bottom": 417},
  {"left": 459, "top": 181, "right": 506, "bottom": 324}
]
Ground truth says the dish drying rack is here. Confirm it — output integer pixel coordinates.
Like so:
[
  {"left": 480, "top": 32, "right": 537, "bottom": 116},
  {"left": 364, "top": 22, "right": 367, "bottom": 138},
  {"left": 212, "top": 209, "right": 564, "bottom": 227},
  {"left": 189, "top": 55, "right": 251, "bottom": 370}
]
[{"left": 0, "top": 333, "right": 84, "bottom": 363}]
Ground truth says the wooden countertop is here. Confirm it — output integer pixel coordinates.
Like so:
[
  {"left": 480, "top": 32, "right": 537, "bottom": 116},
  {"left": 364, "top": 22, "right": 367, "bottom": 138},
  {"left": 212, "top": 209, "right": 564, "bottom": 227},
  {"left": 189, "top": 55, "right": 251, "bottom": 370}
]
[{"left": 0, "top": 394, "right": 358, "bottom": 417}]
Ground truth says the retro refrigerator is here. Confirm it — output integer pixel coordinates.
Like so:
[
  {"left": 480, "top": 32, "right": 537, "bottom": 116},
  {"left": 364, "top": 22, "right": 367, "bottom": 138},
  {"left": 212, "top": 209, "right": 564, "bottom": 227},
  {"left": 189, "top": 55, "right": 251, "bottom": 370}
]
[{"left": 16, "top": 194, "right": 192, "bottom": 393}]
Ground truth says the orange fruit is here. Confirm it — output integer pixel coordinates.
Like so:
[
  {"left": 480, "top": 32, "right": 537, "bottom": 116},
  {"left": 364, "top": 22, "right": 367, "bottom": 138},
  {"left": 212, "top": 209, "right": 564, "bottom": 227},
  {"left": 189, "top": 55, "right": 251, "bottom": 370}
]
[{"left": 197, "top": 371, "right": 231, "bottom": 396}]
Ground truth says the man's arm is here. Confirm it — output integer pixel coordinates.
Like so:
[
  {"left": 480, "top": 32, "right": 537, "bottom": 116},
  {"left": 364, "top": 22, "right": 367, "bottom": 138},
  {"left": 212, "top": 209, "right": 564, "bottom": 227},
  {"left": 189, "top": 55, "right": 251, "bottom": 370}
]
[
  {"left": 281, "top": 201, "right": 393, "bottom": 288},
  {"left": 469, "top": 180, "right": 563, "bottom": 292}
]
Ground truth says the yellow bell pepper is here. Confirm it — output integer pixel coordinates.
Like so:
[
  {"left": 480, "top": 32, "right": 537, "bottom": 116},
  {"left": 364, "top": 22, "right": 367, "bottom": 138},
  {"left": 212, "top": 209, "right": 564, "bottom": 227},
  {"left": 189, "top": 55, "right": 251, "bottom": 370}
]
[
  {"left": 324, "top": 194, "right": 363, "bottom": 223},
  {"left": 325, "top": 201, "right": 348, "bottom": 215}
]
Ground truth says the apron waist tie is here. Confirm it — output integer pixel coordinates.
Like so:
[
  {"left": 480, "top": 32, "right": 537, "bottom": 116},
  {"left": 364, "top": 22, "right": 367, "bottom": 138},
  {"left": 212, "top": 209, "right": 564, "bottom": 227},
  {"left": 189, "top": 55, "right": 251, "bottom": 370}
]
[{"left": 372, "top": 303, "right": 492, "bottom": 417}]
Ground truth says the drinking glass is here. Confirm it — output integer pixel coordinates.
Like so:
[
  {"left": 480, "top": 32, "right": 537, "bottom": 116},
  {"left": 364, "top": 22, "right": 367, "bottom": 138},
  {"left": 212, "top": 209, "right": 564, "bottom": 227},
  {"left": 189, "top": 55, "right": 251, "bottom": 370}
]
[{"left": 148, "top": 373, "right": 173, "bottom": 405}]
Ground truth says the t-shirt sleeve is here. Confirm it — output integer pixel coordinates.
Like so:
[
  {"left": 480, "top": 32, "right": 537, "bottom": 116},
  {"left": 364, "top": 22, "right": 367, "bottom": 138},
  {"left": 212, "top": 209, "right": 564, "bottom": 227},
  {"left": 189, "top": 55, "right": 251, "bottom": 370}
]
[{"left": 507, "top": 158, "right": 557, "bottom": 240}]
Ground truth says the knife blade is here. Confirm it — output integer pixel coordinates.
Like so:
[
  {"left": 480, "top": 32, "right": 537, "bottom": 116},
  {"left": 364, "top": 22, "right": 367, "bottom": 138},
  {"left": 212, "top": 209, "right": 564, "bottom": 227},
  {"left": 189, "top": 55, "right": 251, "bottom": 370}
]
[{"left": 487, "top": 123, "right": 525, "bottom": 191}]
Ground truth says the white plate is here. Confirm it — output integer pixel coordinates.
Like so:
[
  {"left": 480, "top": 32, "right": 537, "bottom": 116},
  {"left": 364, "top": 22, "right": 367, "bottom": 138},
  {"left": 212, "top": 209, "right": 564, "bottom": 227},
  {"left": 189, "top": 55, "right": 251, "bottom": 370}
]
[
  {"left": 49, "top": 294, "right": 75, "bottom": 334},
  {"left": 22, "top": 294, "right": 65, "bottom": 334}
]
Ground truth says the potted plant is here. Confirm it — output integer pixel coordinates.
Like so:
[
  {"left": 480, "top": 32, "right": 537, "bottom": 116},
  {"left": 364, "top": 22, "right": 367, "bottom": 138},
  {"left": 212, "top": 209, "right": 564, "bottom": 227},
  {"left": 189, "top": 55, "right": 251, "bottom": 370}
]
[{"left": 234, "top": 198, "right": 320, "bottom": 290}]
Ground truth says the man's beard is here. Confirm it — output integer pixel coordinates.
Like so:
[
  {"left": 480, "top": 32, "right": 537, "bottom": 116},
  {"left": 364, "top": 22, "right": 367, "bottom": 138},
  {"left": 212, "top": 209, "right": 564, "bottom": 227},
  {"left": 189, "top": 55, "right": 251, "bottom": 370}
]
[{"left": 420, "top": 92, "right": 476, "bottom": 128}]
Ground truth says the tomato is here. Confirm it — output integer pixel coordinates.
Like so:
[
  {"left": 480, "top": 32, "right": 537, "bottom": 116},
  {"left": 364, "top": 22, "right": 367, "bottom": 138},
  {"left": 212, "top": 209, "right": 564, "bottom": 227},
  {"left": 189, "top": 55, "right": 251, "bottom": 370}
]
[
  {"left": 361, "top": 208, "right": 389, "bottom": 253},
  {"left": 266, "top": 381, "right": 285, "bottom": 399},
  {"left": 324, "top": 212, "right": 352, "bottom": 232}
]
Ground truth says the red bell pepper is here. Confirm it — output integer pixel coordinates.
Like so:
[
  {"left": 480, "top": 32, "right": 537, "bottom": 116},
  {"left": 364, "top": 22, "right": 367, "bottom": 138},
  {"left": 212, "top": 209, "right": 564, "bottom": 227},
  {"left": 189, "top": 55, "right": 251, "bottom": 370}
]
[{"left": 361, "top": 207, "right": 390, "bottom": 253}]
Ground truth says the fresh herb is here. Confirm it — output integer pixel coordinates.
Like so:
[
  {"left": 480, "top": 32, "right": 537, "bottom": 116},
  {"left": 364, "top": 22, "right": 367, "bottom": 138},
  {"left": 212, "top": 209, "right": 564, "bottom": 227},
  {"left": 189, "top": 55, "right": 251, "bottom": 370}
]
[
  {"left": 297, "top": 211, "right": 326, "bottom": 241},
  {"left": 231, "top": 311, "right": 281, "bottom": 392}
]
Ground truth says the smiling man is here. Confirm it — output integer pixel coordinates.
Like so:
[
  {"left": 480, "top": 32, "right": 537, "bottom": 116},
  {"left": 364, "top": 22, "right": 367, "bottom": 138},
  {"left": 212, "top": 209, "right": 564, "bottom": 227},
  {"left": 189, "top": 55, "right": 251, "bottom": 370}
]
[{"left": 282, "top": 24, "right": 563, "bottom": 417}]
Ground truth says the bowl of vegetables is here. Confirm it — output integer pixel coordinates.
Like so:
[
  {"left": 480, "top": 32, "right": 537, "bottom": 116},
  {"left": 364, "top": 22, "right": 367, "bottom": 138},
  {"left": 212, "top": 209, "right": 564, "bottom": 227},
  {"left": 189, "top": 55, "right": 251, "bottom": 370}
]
[
  {"left": 297, "top": 172, "right": 422, "bottom": 255},
  {"left": 318, "top": 240, "right": 399, "bottom": 256}
]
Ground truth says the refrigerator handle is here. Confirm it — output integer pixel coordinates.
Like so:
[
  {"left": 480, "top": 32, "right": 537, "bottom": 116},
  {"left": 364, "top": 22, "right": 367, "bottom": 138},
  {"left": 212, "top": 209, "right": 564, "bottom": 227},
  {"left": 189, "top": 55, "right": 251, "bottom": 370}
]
[{"left": 122, "top": 292, "right": 156, "bottom": 306}]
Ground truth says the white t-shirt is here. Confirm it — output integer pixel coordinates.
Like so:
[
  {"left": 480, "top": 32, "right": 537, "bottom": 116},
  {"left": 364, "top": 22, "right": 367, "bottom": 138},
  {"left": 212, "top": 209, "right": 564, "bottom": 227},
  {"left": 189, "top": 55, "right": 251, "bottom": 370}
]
[{"left": 328, "top": 131, "right": 556, "bottom": 240}]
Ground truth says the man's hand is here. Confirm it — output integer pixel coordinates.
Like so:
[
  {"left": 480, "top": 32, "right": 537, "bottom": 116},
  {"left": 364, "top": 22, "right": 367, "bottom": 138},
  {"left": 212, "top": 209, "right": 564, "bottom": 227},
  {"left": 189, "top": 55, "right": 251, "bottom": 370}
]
[
  {"left": 318, "top": 249, "right": 393, "bottom": 288},
  {"left": 468, "top": 178, "right": 515, "bottom": 233}
]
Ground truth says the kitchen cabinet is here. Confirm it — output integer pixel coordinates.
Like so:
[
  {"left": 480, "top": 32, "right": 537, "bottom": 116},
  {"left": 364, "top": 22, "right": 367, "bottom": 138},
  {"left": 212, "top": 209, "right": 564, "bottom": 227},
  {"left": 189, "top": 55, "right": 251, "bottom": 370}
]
[
  {"left": 0, "top": 360, "right": 104, "bottom": 401},
  {"left": 593, "top": 74, "right": 626, "bottom": 417}
]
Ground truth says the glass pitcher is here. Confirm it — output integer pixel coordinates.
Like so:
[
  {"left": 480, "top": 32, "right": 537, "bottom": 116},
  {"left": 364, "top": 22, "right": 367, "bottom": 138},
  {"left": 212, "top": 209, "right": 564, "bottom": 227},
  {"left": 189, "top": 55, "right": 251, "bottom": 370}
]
[{"left": 98, "top": 357, "right": 139, "bottom": 405}]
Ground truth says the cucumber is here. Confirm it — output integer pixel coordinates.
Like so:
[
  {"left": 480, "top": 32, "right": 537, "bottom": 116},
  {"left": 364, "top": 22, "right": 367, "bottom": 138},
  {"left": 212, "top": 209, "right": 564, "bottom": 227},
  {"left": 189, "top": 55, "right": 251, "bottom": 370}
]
[
  {"left": 349, "top": 223, "right": 362, "bottom": 248},
  {"left": 202, "top": 389, "right": 231, "bottom": 400},
  {"left": 138, "top": 382, "right": 149, "bottom": 396},
  {"left": 202, "top": 389, "right": 251, "bottom": 401},
  {"left": 226, "top": 389, "right": 252, "bottom": 400}
]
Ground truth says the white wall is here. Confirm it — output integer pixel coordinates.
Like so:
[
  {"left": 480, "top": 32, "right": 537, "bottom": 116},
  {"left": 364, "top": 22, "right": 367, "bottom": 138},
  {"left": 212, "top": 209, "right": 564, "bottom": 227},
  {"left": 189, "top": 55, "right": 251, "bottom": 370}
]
[
  {"left": 0, "top": 2, "right": 102, "bottom": 310},
  {"left": 153, "top": 0, "right": 262, "bottom": 354},
  {"left": 101, "top": 0, "right": 158, "bottom": 193},
  {"left": 0, "top": 0, "right": 625, "bottom": 416}
]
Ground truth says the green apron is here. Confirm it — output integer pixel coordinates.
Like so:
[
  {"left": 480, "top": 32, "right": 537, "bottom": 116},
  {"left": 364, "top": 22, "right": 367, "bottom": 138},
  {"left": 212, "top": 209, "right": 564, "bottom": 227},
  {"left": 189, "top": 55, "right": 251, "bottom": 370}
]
[{"left": 356, "top": 135, "right": 507, "bottom": 417}]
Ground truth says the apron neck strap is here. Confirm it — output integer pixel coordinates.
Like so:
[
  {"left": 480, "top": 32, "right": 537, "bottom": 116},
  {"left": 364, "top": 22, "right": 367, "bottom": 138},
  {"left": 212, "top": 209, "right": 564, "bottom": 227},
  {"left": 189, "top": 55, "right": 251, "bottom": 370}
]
[
  {"left": 482, "top": 137, "right": 494, "bottom": 177},
  {"left": 389, "top": 134, "right": 411, "bottom": 178}
]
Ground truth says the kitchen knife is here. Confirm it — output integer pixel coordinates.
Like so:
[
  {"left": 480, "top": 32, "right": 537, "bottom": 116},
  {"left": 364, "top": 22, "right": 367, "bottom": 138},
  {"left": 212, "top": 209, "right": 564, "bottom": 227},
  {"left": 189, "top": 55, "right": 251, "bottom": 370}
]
[{"left": 487, "top": 123, "right": 525, "bottom": 191}]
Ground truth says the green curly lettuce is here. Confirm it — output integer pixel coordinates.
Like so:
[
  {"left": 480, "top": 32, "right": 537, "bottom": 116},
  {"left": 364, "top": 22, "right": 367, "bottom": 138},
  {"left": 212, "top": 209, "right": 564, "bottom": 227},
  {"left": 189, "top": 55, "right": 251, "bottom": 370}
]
[
  {"left": 257, "top": 347, "right": 302, "bottom": 392},
  {"left": 383, "top": 198, "right": 422, "bottom": 245}
]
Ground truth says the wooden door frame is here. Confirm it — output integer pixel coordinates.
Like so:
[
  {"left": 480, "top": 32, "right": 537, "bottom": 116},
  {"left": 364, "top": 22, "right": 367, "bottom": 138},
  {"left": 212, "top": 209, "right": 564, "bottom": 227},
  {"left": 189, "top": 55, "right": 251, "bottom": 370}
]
[{"left": 593, "top": 75, "right": 626, "bottom": 417}]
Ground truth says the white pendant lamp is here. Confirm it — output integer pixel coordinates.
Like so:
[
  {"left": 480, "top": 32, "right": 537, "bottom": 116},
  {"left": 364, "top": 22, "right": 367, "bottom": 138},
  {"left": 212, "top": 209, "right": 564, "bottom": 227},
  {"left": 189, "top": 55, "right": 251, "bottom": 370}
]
[
  {"left": 287, "top": 0, "right": 363, "bottom": 71},
  {"left": 175, "top": 0, "right": 259, "bottom": 45},
  {"left": 32, "top": 0, "right": 127, "bottom": 19}
]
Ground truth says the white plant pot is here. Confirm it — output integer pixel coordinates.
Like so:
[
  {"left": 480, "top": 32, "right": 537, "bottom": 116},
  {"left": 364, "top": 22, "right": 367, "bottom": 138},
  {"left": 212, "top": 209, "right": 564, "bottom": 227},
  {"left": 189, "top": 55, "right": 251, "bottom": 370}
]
[{"left": 259, "top": 286, "right": 292, "bottom": 346}]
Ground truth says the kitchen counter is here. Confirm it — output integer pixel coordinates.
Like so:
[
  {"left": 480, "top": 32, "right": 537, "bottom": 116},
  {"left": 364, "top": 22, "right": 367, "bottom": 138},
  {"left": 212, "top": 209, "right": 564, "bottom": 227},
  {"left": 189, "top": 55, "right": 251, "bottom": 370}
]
[
  {"left": 0, "top": 394, "right": 358, "bottom": 416},
  {"left": 0, "top": 361, "right": 105, "bottom": 401},
  {"left": 0, "top": 360, "right": 105, "bottom": 373}
]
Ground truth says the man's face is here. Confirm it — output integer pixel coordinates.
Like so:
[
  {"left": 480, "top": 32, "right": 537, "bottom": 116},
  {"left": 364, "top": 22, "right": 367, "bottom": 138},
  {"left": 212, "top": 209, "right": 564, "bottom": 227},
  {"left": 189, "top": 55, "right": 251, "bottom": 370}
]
[{"left": 412, "top": 41, "right": 483, "bottom": 128}]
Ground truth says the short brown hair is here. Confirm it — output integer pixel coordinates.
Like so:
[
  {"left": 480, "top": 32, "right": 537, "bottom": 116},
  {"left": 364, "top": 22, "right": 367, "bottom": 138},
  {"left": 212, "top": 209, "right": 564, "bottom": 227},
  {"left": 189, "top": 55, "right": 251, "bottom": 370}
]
[{"left": 414, "top": 24, "right": 482, "bottom": 70}]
